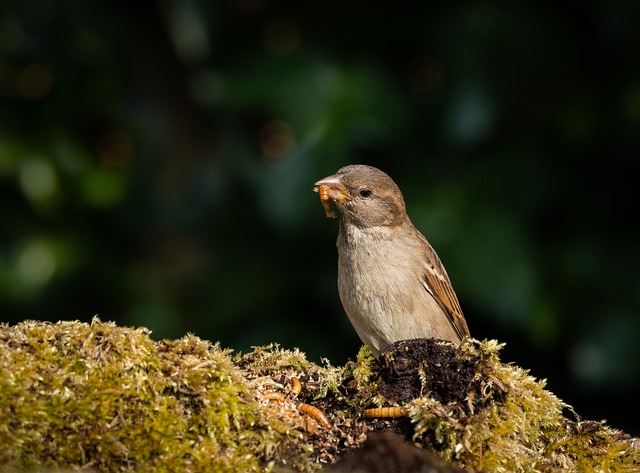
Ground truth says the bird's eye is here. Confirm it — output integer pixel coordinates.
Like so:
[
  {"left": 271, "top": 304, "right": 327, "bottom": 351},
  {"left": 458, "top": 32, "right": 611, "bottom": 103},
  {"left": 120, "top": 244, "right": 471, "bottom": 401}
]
[{"left": 359, "top": 188, "right": 372, "bottom": 198}]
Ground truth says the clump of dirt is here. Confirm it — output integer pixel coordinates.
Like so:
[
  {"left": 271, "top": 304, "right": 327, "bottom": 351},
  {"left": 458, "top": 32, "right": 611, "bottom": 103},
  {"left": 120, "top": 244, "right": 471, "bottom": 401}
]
[
  {"left": 324, "top": 431, "right": 468, "bottom": 473},
  {"left": 375, "top": 338, "right": 501, "bottom": 415}
]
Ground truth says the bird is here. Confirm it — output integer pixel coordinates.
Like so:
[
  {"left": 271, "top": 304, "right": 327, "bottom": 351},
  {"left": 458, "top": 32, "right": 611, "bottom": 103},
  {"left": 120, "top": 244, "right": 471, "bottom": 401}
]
[{"left": 313, "top": 164, "right": 470, "bottom": 357}]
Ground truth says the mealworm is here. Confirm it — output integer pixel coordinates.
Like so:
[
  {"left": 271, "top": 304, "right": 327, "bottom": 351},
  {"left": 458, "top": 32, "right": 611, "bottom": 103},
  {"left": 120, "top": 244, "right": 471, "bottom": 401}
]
[
  {"left": 262, "top": 392, "right": 285, "bottom": 403},
  {"left": 316, "top": 184, "right": 336, "bottom": 218},
  {"left": 363, "top": 406, "right": 408, "bottom": 418},
  {"left": 298, "top": 403, "right": 331, "bottom": 429},
  {"left": 290, "top": 377, "right": 302, "bottom": 396},
  {"left": 316, "top": 184, "right": 331, "bottom": 202}
]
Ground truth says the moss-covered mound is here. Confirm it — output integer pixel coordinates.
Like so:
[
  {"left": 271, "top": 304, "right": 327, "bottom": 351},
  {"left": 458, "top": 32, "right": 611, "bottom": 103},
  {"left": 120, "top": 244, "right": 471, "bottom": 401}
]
[
  {"left": 0, "top": 318, "right": 638, "bottom": 473},
  {"left": 0, "top": 318, "right": 311, "bottom": 472},
  {"left": 377, "top": 339, "right": 639, "bottom": 472}
]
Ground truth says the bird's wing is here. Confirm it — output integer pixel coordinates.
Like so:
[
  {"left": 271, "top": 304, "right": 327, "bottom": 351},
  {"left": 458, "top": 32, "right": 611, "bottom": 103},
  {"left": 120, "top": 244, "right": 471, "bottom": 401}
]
[{"left": 418, "top": 233, "right": 470, "bottom": 340}]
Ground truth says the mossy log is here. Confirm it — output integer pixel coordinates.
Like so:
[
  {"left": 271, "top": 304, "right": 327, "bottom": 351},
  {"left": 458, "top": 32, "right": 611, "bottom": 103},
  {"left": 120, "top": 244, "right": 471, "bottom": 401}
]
[{"left": 0, "top": 318, "right": 638, "bottom": 472}]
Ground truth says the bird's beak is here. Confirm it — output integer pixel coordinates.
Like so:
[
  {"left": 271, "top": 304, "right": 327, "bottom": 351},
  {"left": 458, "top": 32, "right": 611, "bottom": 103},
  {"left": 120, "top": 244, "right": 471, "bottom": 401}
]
[
  {"left": 313, "top": 174, "right": 351, "bottom": 219},
  {"left": 313, "top": 175, "right": 351, "bottom": 203}
]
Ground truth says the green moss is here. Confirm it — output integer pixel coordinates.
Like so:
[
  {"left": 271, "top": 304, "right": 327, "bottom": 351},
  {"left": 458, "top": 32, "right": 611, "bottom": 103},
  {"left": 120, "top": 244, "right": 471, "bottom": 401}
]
[
  {"left": 0, "top": 319, "right": 307, "bottom": 472},
  {"left": 236, "top": 343, "right": 314, "bottom": 377},
  {"left": 407, "top": 339, "right": 640, "bottom": 472},
  {"left": 1, "top": 320, "right": 638, "bottom": 472},
  {"left": 311, "top": 346, "right": 377, "bottom": 408}
]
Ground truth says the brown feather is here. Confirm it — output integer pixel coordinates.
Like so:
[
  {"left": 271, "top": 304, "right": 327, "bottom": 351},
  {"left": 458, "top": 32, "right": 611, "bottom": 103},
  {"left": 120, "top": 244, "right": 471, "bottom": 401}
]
[{"left": 418, "top": 231, "right": 470, "bottom": 340}]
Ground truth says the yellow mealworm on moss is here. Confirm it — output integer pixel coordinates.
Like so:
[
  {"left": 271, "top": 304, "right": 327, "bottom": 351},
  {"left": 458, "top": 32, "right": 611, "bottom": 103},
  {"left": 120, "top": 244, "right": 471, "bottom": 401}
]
[
  {"left": 262, "top": 392, "right": 285, "bottom": 403},
  {"left": 363, "top": 406, "right": 408, "bottom": 418},
  {"left": 290, "top": 377, "right": 302, "bottom": 396},
  {"left": 298, "top": 403, "right": 331, "bottom": 429}
]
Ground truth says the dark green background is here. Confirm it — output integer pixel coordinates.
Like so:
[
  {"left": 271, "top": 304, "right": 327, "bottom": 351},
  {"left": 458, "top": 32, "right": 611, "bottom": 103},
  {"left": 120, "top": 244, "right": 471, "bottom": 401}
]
[{"left": 1, "top": 1, "right": 638, "bottom": 435}]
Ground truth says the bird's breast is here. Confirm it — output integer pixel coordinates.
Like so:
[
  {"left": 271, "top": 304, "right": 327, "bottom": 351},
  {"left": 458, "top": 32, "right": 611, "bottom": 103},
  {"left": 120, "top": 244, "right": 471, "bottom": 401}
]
[
  {"left": 336, "top": 224, "right": 437, "bottom": 353},
  {"left": 337, "top": 225, "right": 418, "bottom": 303}
]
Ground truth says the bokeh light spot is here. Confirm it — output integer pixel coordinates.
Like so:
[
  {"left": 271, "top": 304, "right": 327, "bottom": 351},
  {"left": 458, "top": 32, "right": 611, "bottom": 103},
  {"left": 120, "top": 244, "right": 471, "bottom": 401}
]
[
  {"left": 19, "top": 159, "right": 57, "bottom": 202},
  {"left": 259, "top": 119, "right": 296, "bottom": 161},
  {"left": 98, "top": 129, "right": 135, "bottom": 169},
  {"left": 17, "top": 240, "right": 56, "bottom": 288},
  {"left": 446, "top": 83, "right": 493, "bottom": 144},
  {"left": 163, "top": 2, "right": 210, "bottom": 63},
  {"left": 81, "top": 170, "right": 126, "bottom": 208},
  {"left": 568, "top": 342, "right": 605, "bottom": 383}
]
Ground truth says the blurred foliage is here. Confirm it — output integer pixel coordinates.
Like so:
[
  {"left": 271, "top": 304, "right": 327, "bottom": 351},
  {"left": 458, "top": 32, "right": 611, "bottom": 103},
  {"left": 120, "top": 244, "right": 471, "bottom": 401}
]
[{"left": 0, "top": 0, "right": 638, "bottom": 435}]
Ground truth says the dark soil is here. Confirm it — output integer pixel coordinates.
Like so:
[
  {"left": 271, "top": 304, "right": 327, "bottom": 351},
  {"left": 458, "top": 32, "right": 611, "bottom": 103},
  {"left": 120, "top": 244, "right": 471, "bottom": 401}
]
[
  {"left": 377, "top": 338, "right": 496, "bottom": 414},
  {"left": 325, "top": 431, "right": 468, "bottom": 473}
]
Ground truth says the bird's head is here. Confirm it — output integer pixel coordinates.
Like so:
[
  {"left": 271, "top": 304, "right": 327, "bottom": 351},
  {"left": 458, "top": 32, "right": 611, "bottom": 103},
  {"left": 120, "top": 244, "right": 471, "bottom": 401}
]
[{"left": 314, "top": 165, "right": 407, "bottom": 228}]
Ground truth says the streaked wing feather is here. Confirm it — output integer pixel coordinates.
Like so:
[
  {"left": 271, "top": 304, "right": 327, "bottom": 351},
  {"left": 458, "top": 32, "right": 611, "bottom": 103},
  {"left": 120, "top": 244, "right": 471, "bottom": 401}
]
[{"left": 418, "top": 234, "right": 470, "bottom": 340}]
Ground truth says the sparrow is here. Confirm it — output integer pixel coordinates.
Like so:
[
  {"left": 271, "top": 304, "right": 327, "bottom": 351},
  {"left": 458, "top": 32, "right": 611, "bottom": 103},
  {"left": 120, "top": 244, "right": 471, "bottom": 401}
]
[{"left": 313, "top": 164, "right": 470, "bottom": 357}]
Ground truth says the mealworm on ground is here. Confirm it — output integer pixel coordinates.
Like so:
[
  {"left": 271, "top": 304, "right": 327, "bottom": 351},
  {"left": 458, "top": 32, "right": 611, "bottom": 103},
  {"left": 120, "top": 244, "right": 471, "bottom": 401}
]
[
  {"left": 363, "top": 406, "right": 408, "bottom": 418},
  {"left": 262, "top": 392, "right": 285, "bottom": 403},
  {"left": 290, "top": 377, "right": 302, "bottom": 396},
  {"left": 298, "top": 403, "right": 331, "bottom": 429}
]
